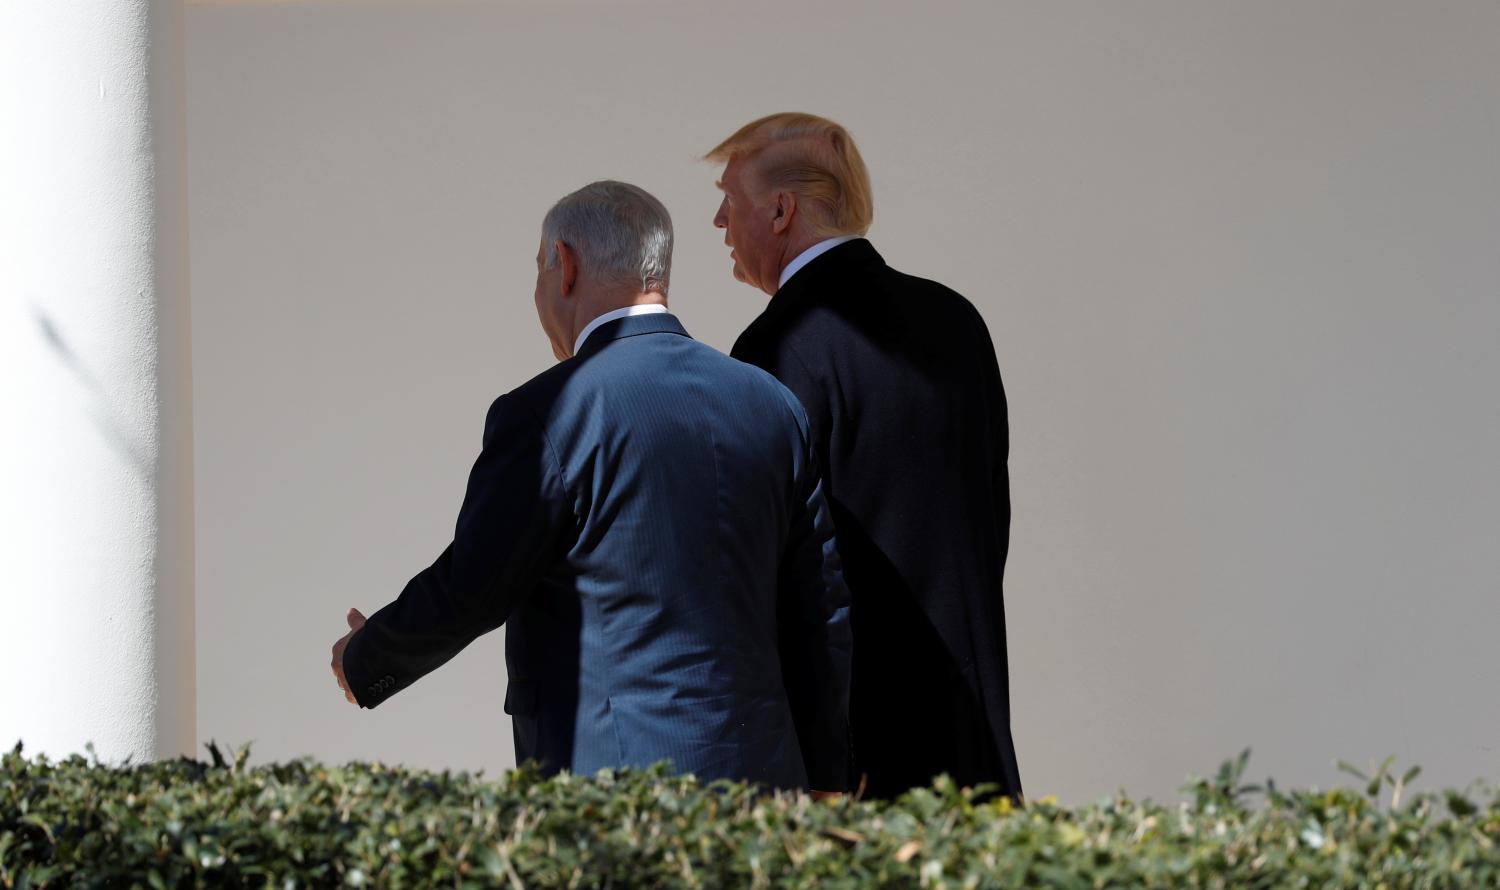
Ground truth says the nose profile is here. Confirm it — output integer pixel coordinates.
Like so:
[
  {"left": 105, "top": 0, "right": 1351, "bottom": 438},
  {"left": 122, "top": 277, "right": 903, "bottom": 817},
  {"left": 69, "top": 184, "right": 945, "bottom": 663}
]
[{"left": 713, "top": 198, "right": 728, "bottom": 229}]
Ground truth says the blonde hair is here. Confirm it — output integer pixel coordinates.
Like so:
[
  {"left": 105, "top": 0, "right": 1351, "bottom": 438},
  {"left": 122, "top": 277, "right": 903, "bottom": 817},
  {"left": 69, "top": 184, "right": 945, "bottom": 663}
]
[{"left": 705, "top": 112, "right": 873, "bottom": 238}]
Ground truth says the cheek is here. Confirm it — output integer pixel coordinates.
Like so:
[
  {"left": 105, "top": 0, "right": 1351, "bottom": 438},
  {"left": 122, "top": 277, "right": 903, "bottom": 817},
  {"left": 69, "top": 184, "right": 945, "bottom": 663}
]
[
  {"left": 731, "top": 209, "right": 755, "bottom": 247},
  {"left": 534, "top": 288, "right": 550, "bottom": 325}
]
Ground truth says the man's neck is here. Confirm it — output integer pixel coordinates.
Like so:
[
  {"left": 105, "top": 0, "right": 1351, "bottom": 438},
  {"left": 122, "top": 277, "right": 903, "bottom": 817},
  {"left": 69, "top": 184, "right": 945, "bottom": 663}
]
[{"left": 773, "top": 234, "right": 823, "bottom": 291}]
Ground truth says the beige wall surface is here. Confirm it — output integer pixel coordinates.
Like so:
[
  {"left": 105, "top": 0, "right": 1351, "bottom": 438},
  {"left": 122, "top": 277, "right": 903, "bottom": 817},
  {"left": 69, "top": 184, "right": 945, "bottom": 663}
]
[{"left": 187, "top": 1, "right": 1500, "bottom": 803}]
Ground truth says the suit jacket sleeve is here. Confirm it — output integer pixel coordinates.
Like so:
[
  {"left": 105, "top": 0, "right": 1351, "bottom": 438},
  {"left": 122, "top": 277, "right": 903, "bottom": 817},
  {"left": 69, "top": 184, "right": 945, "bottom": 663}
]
[
  {"left": 778, "top": 424, "right": 853, "bottom": 790},
  {"left": 342, "top": 393, "right": 572, "bottom": 709}
]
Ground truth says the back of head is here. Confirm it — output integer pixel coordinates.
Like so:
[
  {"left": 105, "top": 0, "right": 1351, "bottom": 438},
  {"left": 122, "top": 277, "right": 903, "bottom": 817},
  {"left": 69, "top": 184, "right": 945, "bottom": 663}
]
[
  {"left": 705, "top": 113, "right": 874, "bottom": 239},
  {"left": 542, "top": 180, "right": 674, "bottom": 295}
]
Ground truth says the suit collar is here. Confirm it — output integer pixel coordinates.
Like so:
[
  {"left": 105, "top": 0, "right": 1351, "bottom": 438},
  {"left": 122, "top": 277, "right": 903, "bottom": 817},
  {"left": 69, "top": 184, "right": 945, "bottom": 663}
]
[
  {"left": 573, "top": 311, "right": 691, "bottom": 359},
  {"left": 573, "top": 303, "right": 669, "bottom": 355}
]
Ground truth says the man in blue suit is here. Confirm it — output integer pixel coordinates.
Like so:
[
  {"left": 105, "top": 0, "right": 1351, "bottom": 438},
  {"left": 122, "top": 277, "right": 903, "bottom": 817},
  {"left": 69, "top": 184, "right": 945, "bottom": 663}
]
[{"left": 330, "top": 181, "right": 851, "bottom": 791}]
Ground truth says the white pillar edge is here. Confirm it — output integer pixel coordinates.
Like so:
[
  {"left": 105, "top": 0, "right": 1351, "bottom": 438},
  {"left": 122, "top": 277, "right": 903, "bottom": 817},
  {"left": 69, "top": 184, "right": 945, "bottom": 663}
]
[{"left": 0, "top": 0, "right": 195, "bottom": 763}]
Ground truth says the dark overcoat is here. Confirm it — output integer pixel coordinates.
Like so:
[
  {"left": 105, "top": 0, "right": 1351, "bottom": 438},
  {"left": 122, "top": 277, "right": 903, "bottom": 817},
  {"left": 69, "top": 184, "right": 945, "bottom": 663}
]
[{"left": 731, "top": 240, "right": 1022, "bottom": 799}]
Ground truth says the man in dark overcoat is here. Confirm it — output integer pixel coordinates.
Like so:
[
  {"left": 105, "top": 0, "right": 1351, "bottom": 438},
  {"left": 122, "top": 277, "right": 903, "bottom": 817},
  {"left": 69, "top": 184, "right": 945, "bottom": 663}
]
[{"left": 707, "top": 114, "right": 1023, "bottom": 800}]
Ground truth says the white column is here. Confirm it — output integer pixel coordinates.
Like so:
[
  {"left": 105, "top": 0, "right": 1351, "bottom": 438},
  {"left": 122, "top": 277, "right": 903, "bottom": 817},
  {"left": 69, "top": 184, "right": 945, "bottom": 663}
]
[{"left": 0, "top": 0, "right": 194, "bottom": 762}]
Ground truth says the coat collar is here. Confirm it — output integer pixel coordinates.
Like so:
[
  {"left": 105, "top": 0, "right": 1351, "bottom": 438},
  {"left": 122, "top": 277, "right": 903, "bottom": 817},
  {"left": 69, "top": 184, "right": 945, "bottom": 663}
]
[{"left": 739, "top": 238, "right": 885, "bottom": 346}]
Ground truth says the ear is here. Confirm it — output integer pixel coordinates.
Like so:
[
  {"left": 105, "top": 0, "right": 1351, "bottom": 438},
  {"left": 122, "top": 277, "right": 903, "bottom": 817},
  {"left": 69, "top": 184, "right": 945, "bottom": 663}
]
[
  {"left": 771, "top": 191, "right": 796, "bottom": 236},
  {"left": 556, "top": 240, "right": 579, "bottom": 296}
]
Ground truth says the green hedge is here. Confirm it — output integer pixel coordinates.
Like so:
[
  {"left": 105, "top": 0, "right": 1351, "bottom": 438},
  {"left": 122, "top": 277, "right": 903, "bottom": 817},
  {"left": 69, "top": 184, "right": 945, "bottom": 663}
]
[{"left": 3, "top": 742, "right": 1497, "bottom": 888}]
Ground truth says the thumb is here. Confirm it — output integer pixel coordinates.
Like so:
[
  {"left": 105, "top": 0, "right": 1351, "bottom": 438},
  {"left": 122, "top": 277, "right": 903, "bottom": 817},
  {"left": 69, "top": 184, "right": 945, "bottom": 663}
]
[{"left": 347, "top": 608, "right": 367, "bottom": 630}]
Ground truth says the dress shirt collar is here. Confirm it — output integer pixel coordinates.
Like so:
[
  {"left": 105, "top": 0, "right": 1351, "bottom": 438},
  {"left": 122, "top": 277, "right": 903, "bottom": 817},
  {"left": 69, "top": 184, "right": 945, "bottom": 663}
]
[
  {"left": 573, "top": 303, "right": 669, "bottom": 356},
  {"left": 778, "top": 235, "right": 858, "bottom": 290}
]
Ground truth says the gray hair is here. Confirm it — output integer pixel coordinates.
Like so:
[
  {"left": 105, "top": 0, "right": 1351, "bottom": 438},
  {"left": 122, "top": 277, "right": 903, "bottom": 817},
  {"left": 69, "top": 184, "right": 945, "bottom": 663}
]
[{"left": 541, "top": 180, "right": 673, "bottom": 295}]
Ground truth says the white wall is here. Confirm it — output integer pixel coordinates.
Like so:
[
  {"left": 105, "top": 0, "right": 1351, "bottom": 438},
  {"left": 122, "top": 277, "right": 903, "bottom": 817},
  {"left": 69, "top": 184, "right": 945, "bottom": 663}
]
[{"left": 187, "top": 0, "right": 1500, "bottom": 803}]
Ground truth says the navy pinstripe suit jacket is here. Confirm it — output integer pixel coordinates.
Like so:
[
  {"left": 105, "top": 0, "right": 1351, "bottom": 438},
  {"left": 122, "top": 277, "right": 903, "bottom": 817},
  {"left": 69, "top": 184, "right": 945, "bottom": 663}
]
[{"left": 343, "top": 312, "right": 851, "bottom": 790}]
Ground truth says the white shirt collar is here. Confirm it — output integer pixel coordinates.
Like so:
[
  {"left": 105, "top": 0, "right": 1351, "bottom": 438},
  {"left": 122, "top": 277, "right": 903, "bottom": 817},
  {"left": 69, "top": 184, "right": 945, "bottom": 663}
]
[
  {"left": 778, "top": 236, "right": 857, "bottom": 290},
  {"left": 572, "top": 303, "right": 670, "bottom": 356}
]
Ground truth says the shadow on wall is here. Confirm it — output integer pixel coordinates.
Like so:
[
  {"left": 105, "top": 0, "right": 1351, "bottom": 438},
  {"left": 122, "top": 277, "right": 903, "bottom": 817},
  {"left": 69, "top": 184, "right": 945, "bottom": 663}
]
[{"left": 32, "top": 308, "right": 154, "bottom": 480}]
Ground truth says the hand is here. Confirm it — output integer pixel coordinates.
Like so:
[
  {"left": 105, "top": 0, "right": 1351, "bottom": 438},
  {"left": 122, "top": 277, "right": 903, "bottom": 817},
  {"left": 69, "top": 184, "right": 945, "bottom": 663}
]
[{"left": 330, "top": 608, "right": 367, "bottom": 705}]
